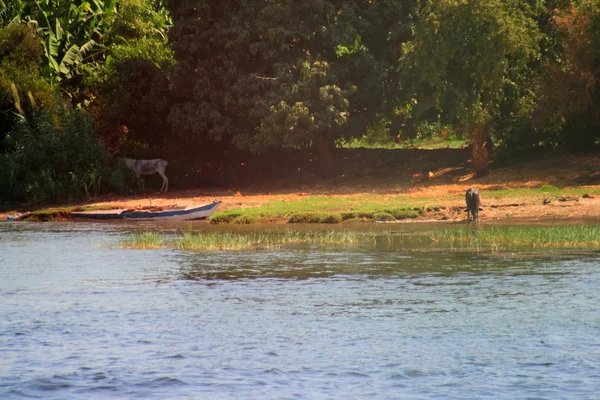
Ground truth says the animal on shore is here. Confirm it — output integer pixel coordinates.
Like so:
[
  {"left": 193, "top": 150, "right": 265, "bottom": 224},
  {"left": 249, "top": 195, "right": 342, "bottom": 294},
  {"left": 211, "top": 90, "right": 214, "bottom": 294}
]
[
  {"left": 123, "top": 158, "right": 169, "bottom": 192},
  {"left": 465, "top": 187, "right": 481, "bottom": 223}
]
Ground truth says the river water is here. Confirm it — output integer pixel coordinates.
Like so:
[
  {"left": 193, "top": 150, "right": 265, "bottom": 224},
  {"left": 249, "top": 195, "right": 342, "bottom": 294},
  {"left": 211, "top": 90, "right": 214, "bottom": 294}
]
[{"left": 1, "top": 222, "right": 599, "bottom": 399}]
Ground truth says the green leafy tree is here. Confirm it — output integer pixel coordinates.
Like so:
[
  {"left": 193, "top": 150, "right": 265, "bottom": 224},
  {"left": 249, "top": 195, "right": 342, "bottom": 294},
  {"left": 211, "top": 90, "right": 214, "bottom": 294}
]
[
  {"left": 534, "top": 0, "right": 600, "bottom": 151},
  {"left": 166, "top": 0, "right": 418, "bottom": 168},
  {"left": 85, "top": 0, "right": 173, "bottom": 150},
  {"left": 0, "top": 23, "right": 55, "bottom": 145},
  {"left": 402, "top": 0, "right": 541, "bottom": 176}
]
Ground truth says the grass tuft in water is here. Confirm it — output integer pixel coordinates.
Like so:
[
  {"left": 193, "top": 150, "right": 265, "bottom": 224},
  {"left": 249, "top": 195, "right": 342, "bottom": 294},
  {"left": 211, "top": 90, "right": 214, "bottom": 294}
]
[
  {"left": 120, "top": 229, "right": 387, "bottom": 251},
  {"left": 177, "top": 229, "right": 383, "bottom": 250},
  {"left": 119, "top": 226, "right": 600, "bottom": 252},
  {"left": 178, "top": 232, "right": 277, "bottom": 250},
  {"left": 431, "top": 225, "right": 600, "bottom": 250},
  {"left": 120, "top": 232, "right": 163, "bottom": 249}
]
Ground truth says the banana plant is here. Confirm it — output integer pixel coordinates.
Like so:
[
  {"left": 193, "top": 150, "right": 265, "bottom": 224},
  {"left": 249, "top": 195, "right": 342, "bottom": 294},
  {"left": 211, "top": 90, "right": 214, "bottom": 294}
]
[
  {"left": 20, "top": 0, "right": 117, "bottom": 81},
  {"left": 0, "top": 0, "right": 26, "bottom": 25}
]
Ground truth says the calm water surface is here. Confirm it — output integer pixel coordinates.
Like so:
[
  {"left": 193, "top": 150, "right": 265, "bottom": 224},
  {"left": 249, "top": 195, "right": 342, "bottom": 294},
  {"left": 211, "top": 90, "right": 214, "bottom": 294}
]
[{"left": 1, "top": 222, "right": 599, "bottom": 399}]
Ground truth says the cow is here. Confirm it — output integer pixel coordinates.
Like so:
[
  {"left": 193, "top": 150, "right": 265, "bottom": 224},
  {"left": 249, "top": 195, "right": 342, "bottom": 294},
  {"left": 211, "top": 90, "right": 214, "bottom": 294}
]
[
  {"left": 465, "top": 188, "right": 481, "bottom": 223},
  {"left": 123, "top": 158, "right": 168, "bottom": 192}
]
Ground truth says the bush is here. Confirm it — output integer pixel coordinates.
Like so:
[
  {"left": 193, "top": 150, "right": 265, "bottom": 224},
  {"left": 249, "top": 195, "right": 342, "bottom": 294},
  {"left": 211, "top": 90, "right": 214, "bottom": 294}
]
[
  {"left": 288, "top": 212, "right": 343, "bottom": 224},
  {"left": 373, "top": 212, "right": 395, "bottom": 221},
  {"left": 389, "top": 208, "right": 422, "bottom": 219},
  {"left": 0, "top": 102, "right": 130, "bottom": 203}
]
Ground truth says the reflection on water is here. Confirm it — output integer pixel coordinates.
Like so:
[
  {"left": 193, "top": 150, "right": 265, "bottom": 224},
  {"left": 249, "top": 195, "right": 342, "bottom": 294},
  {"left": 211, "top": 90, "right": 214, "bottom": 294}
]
[{"left": 1, "top": 222, "right": 600, "bottom": 399}]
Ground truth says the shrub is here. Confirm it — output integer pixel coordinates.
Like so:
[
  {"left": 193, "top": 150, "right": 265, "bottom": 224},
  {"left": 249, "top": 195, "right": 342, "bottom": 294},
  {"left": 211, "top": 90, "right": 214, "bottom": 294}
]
[
  {"left": 0, "top": 101, "right": 129, "bottom": 203},
  {"left": 373, "top": 212, "right": 395, "bottom": 221},
  {"left": 389, "top": 208, "right": 422, "bottom": 219},
  {"left": 288, "top": 212, "right": 343, "bottom": 224}
]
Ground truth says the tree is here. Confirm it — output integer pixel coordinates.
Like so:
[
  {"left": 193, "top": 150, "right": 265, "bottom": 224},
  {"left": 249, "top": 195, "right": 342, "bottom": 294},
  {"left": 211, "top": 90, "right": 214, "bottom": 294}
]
[
  {"left": 84, "top": 0, "right": 174, "bottom": 151},
  {"left": 534, "top": 0, "right": 600, "bottom": 151},
  {"left": 402, "top": 0, "right": 541, "bottom": 176},
  {"left": 166, "top": 0, "right": 418, "bottom": 168}
]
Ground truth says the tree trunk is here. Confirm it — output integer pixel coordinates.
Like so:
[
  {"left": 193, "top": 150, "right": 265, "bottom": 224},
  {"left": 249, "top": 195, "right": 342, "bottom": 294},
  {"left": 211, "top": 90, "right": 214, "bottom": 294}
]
[
  {"left": 314, "top": 134, "right": 335, "bottom": 175},
  {"left": 472, "top": 124, "right": 489, "bottom": 177}
]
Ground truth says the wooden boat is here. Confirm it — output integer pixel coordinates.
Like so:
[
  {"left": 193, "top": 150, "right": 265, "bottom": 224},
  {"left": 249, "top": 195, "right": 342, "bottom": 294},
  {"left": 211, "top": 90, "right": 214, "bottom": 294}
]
[{"left": 72, "top": 200, "right": 222, "bottom": 221}]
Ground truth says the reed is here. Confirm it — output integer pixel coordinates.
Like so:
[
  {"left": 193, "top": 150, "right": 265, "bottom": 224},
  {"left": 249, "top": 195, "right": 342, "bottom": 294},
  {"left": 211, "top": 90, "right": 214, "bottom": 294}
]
[
  {"left": 119, "top": 226, "right": 600, "bottom": 252},
  {"left": 119, "top": 229, "right": 391, "bottom": 250},
  {"left": 431, "top": 225, "right": 600, "bottom": 250},
  {"left": 277, "top": 229, "right": 379, "bottom": 244},
  {"left": 120, "top": 231, "right": 163, "bottom": 249},
  {"left": 177, "top": 232, "right": 278, "bottom": 251}
]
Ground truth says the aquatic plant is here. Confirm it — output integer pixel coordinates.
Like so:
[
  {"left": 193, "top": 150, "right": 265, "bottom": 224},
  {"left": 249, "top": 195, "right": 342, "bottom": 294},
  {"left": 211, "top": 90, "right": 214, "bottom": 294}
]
[
  {"left": 177, "top": 232, "right": 277, "bottom": 251},
  {"left": 431, "top": 225, "right": 600, "bottom": 250},
  {"left": 120, "top": 231, "right": 163, "bottom": 249},
  {"left": 118, "top": 225, "right": 600, "bottom": 252},
  {"left": 119, "top": 229, "right": 394, "bottom": 251}
]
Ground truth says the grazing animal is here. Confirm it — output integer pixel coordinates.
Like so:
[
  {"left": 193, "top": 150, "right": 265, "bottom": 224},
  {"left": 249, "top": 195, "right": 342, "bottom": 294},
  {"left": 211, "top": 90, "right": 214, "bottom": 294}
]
[
  {"left": 123, "top": 158, "right": 169, "bottom": 192},
  {"left": 465, "top": 188, "right": 481, "bottom": 223}
]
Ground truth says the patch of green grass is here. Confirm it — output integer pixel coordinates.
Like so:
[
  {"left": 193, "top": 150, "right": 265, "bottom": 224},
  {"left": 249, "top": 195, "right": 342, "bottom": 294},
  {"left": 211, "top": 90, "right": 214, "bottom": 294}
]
[
  {"left": 431, "top": 225, "right": 600, "bottom": 250},
  {"left": 484, "top": 185, "right": 600, "bottom": 198},
  {"left": 210, "top": 195, "right": 426, "bottom": 224}
]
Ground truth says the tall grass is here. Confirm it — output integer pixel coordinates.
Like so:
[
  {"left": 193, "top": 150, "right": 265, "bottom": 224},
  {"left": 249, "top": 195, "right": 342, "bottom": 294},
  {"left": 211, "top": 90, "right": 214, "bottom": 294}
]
[
  {"left": 177, "top": 232, "right": 276, "bottom": 250},
  {"left": 120, "top": 231, "right": 163, "bottom": 249},
  {"left": 120, "top": 226, "right": 600, "bottom": 252},
  {"left": 431, "top": 226, "right": 600, "bottom": 250},
  {"left": 121, "top": 229, "right": 388, "bottom": 251},
  {"left": 485, "top": 185, "right": 600, "bottom": 198}
]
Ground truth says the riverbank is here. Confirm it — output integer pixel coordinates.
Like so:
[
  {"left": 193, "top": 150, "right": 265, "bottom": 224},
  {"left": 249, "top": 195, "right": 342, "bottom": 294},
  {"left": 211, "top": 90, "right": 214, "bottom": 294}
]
[{"left": 2, "top": 150, "right": 599, "bottom": 223}]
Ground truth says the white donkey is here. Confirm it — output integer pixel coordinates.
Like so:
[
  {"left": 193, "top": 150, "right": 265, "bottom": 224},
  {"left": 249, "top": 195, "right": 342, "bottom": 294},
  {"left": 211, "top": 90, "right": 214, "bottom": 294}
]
[{"left": 123, "top": 158, "right": 169, "bottom": 192}]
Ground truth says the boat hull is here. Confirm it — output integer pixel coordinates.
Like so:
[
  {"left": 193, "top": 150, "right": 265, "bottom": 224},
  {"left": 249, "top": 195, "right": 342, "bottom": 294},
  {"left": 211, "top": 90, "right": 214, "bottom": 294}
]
[{"left": 72, "top": 201, "right": 222, "bottom": 221}]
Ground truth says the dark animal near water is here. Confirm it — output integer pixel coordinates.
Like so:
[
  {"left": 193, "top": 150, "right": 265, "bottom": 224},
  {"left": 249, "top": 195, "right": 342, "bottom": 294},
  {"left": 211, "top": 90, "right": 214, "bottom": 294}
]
[
  {"left": 465, "top": 188, "right": 481, "bottom": 223},
  {"left": 123, "top": 158, "right": 169, "bottom": 192}
]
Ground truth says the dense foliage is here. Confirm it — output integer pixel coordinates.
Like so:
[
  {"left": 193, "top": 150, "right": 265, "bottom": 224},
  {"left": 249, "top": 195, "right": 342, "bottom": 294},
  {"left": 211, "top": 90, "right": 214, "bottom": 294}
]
[
  {"left": 0, "top": 23, "right": 55, "bottom": 143},
  {"left": 1, "top": 0, "right": 599, "bottom": 203},
  {"left": 85, "top": 0, "right": 173, "bottom": 150},
  {"left": 401, "top": 0, "right": 542, "bottom": 175},
  {"left": 0, "top": 103, "right": 130, "bottom": 203},
  {"left": 165, "top": 1, "right": 416, "bottom": 160}
]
